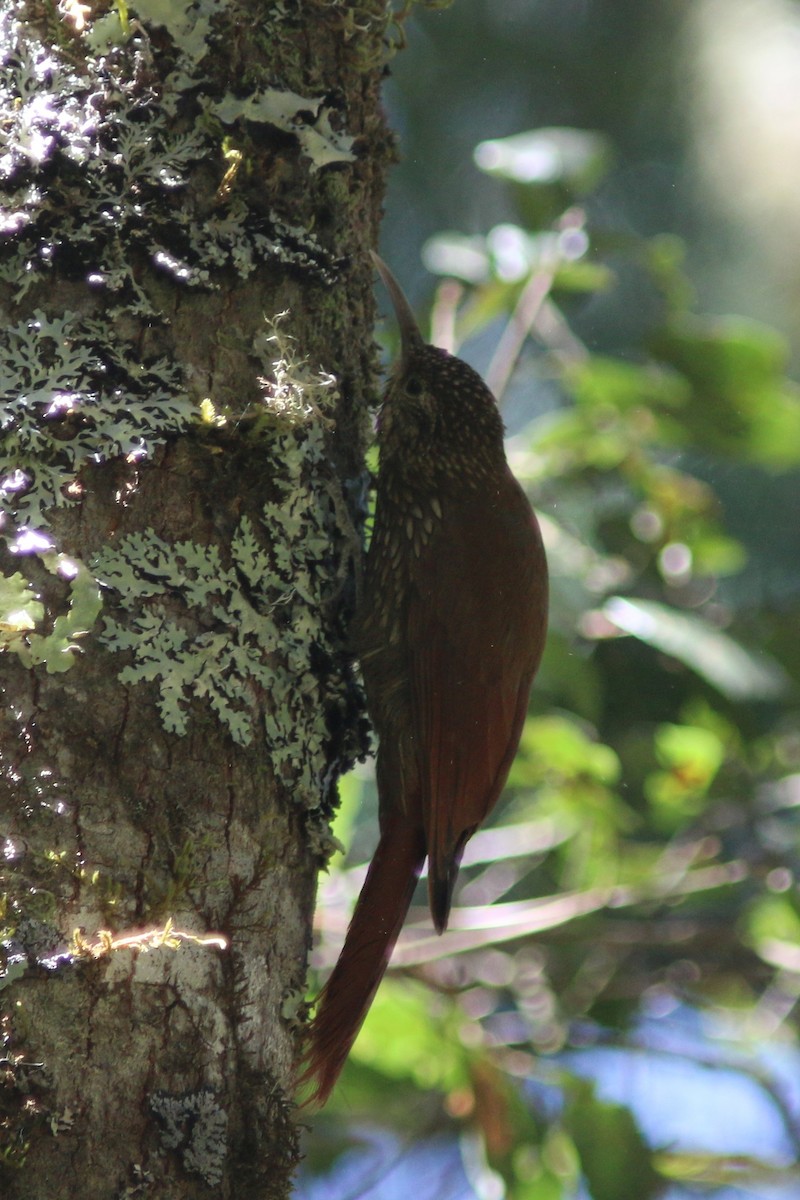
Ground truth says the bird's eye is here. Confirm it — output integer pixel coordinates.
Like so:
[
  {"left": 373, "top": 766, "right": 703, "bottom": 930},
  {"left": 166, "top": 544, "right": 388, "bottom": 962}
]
[{"left": 404, "top": 375, "right": 423, "bottom": 399}]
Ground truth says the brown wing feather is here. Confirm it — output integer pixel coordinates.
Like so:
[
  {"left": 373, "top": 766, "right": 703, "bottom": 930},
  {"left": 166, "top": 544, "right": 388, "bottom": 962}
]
[{"left": 407, "top": 470, "right": 548, "bottom": 931}]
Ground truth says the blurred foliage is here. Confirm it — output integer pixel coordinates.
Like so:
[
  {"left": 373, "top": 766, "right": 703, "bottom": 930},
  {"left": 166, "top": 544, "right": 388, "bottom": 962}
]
[{"left": 301, "top": 120, "right": 800, "bottom": 1200}]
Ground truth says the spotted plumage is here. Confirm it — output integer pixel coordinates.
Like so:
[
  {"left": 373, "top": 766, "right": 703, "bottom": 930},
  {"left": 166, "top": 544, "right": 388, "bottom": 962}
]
[{"left": 300, "top": 254, "right": 548, "bottom": 1105}]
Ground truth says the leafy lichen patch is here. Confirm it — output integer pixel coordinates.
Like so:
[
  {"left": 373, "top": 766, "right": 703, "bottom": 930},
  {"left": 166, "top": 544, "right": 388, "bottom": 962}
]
[
  {"left": 0, "top": 552, "right": 102, "bottom": 673},
  {"left": 0, "top": 310, "right": 191, "bottom": 528},
  {"left": 150, "top": 1087, "right": 228, "bottom": 1187},
  {"left": 210, "top": 89, "right": 357, "bottom": 172},
  {"left": 90, "top": 312, "right": 360, "bottom": 810}
]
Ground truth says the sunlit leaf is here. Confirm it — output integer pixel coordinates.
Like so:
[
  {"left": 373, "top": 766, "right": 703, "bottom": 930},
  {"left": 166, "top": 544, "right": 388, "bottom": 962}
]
[
  {"left": 474, "top": 128, "right": 611, "bottom": 194},
  {"left": 655, "top": 1149, "right": 798, "bottom": 1188},
  {"left": 645, "top": 723, "right": 725, "bottom": 824},
  {"left": 0, "top": 571, "right": 44, "bottom": 635},
  {"left": 688, "top": 532, "right": 747, "bottom": 577},
  {"left": 552, "top": 259, "right": 614, "bottom": 293},
  {"left": 328, "top": 769, "right": 365, "bottom": 860},
  {"left": 745, "top": 894, "right": 800, "bottom": 951},
  {"left": 535, "top": 409, "right": 634, "bottom": 471},
  {"left": 519, "top": 715, "right": 621, "bottom": 785},
  {"left": 602, "top": 596, "right": 789, "bottom": 700},
  {"left": 540, "top": 1125, "right": 581, "bottom": 1192},
  {"left": 654, "top": 723, "right": 725, "bottom": 779},
  {"left": 350, "top": 979, "right": 465, "bottom": 1093},
  {"left": 567, "top": 356, "right": 689, "bottom": 413},
  {"left": 473, "top": 128, "right": 612, "bottom": 228}
]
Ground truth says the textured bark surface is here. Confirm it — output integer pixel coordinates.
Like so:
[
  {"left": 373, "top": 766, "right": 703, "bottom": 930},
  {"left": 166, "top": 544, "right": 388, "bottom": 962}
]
[{"left": 0, "top": 1, "right": 390, "bottom": 1195}]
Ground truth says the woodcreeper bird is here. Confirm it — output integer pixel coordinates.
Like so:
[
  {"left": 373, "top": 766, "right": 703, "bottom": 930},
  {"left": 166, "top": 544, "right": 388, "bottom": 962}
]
[{"left": 301, "top": 253, "right": 548, "bottom": 1104}]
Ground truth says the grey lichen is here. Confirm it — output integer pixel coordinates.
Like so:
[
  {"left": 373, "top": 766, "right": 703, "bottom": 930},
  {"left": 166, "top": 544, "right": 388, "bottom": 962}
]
[
  {"left": 150, "top": 1087, "right": 227, "bottom": 1187},
  {"left": 0, "top": 916, "right": 75, "bottom": 993},
  {"left": 0, "top": 5, "right": 346, "bottom": 323},
  {"left": 88, "top": 0, "right": 227, "bottom": 76},
  {"left": 210, "top": 89, "right": 357, "bottom": 172},
  {"left": 0, "top": 310, "right": 191, "bottom": 527},
  {"left": 1, "top": 8, "right": 205, "bottom": 313},
  {"left": 93, "top": 315, "right": 359, "bottom": 807},
  {"left": 95, "top": 525, "right": 284, "bottom": 747},
  {"left": 0, "top": 3, "right": 352, "bottom": 695},
  {"left": 0, "top": 942, "right": 28, "bottom": 993}
]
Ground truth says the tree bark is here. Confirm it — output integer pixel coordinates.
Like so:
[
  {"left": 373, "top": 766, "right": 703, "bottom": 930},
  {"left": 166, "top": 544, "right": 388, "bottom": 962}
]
[{"left": 0, "top": 2, "right": 390, "bottom": 1194}]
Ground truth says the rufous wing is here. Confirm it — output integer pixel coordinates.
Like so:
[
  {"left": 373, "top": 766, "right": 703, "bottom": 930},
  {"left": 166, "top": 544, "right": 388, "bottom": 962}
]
[{"left": 407, "top": 470, "right": 548, "bottom": 932}]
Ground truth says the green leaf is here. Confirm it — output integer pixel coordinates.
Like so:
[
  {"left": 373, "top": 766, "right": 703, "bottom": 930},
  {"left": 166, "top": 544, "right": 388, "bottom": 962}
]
[
  {"left": 654, "top": 723, "right": 725, "bottom": 779},
  {"left": 1, "top": 557, "right": 101, "bottom": 673},
  {"left": 566, "top": 1081, "right": 662, "bottom": 1200},
  {"left": 656, "top": 314, "right": 788, "bottom": 392},
  {"left": 552, "top": 259, "right": 614, "bottom": 293},
  {"left": 349, "top": 980, "right": 465, "bottom": 1093},
  {"left": 645, "top": 724, "right": 725, "bottom": 824},
  {"left": 745, "top": 894, "right": 800, "bottom": 950},
  {"left": 652, "top": 315, "right": 800, "bottom": 466},
  {"left": 519, "top": 715, "right": 621, "bottom": 785},
  {"left": 567, "top": 356, "right": 689, "bottom": 414},
  {"left": 328, "top": 770, "right": 364, "bottom": 859},
  {"left": 688, "top": 533, "right": 747, "bottom": 577}
]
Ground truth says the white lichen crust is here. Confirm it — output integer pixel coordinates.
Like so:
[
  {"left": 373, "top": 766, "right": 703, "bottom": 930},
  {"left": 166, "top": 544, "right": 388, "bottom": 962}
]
[{"left": 150, "top": 1087, "right": 228, "bottom": 1188}]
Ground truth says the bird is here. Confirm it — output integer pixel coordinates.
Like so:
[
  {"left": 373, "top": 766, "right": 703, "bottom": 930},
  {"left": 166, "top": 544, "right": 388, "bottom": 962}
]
[{"left": 299, "top": 252, "right": 548, "bottom": 1105}]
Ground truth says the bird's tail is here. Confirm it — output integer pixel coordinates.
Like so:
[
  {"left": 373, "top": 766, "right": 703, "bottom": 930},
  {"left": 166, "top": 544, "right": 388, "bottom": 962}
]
[{"left": 298, "top": 821, "right": 426, "bottom": 1106}]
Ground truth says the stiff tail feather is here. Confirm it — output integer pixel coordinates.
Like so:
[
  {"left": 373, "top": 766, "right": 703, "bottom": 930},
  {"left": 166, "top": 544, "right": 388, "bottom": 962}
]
[{"left": 299, "top": 821, "right": 426, "bottom": 1106}]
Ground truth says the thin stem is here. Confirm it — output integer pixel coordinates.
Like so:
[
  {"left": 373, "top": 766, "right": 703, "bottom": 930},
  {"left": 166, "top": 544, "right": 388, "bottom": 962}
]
[
  {"left": 485, "top": 266, "right": 555, "bottom": 403},
  {"left": 535, "top": 296, "right": 590, "bottom": 365},
  {"left": 430, "top": 277, "right": 463, "bottom": 354}
]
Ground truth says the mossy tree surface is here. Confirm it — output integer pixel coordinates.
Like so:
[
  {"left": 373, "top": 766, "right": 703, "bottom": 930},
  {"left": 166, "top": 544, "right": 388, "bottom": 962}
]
[{"left": 0, "top": 2, "right": 390, "bottom": 1195}]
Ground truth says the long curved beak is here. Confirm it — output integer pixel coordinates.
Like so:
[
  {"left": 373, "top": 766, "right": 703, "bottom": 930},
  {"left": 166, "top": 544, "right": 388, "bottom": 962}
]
[{"left": 370, "top": 251, "right": 424, "bottom": 366}]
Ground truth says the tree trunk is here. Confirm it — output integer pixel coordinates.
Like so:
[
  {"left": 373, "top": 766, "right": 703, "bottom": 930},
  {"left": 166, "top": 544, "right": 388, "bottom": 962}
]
[{"left": 0, "top": 2, "right": 389, "bottom": 1194}]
